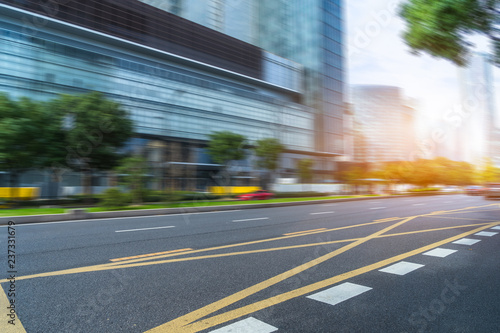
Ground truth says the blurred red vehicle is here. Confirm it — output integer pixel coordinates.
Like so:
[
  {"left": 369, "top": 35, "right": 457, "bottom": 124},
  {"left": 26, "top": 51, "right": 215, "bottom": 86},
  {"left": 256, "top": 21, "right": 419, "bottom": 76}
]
[
  {"left": 464, "top": 185, "right": 483, "bottom": 196},
  {"left": 236, "top": 190, "right": 274, "bottom": 200}
]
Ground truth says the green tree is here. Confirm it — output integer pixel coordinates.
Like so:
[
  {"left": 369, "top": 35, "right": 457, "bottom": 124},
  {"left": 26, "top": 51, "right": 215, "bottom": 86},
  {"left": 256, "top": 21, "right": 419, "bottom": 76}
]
[
  {"left": 297, "top": 159, "right": 314, "bottom": 183},
  {"left": 478, "top": 158, "right": 500, "bottom": 183},
  {"left": 207, "top": 131, "right": 247, "bottom": 165},
  {"left": 49, "top": 92, "right": 133, "bottom": 196},
  {"left": 207, "top": 131, "right": 247, "bottom": 187},
  {"left": 0, "top": 94, "right": 66, "bottom": 200},
  {"left": 115, "top": 156, "right": 149, "bottom": 204},
  {"left": 406, "top": 159, "right": 440, "bottom": 188},
  {"left": 400, "top": 0, "right": 500, "bottom": 66},
  {"left": 253, "top": 138, "right": 284, "bottom": 189}
]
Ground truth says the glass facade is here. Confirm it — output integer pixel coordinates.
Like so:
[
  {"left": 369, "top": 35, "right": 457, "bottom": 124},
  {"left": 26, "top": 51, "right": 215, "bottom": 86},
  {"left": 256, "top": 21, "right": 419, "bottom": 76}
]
[
  {"left": 0, "top": 0, "right": 346, "bottom": 190},
  {"left": 138, "top": 0, "right": 346, "bottom": 155},
  {"left": 257, "top": 0, "right": 345, "bottom": 154},
  {"left": 0, "top": 10, "right": 314, "bottom": 151}
]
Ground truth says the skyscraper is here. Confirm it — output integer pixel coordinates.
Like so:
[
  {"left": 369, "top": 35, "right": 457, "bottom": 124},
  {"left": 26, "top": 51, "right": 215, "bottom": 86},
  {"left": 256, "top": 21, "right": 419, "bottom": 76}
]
[
  {"left": 458, "top": 52, "right": 498, "bottom": 165},
  {"left": 140, "top": 0, "right": 346, "bottom": 155},
  {"left": 351, "top": 85, "right": 416, "bottom": 163}
]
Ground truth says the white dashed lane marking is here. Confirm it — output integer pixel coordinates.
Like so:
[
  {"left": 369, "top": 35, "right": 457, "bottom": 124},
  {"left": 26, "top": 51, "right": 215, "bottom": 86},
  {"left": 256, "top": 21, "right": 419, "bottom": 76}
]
[
  {"left": 307, "top": 282, "right": 372, "bottom": 306},
  {"left": 378, "top": 261, "right": 424, "bottom": 276},
  {"left": 209, "top": 317, "right": 278, "bottom": 333},
  {"left": 115, "top": 226, "right": 175, "bottom": 233},
  {"left": 232, "top": 217, "right": 269, "bottom": 223},
  {"left": 412, "top": 203, "right": 425, "bottom": 206},
  {"left": 452, "top": 238, "right": 481, "bottom": 245},
  {"left": 310, "top": 211, "right": 334, "bottom": 215},
  {"left": 423, "top": 248, "right": 458, "bottom": 258},
  {"left": 370, "top": 207, "right": 386, "bottom": 210},
  {"left": 491, "top": 226, "right": 500, "bottom": 230},
  {"left": 474, "top": 231, "right": 498, "bottom": 237}
]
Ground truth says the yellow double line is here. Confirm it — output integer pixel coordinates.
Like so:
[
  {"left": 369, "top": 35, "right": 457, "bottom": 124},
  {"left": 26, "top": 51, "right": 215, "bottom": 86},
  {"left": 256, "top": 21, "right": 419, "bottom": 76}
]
[{"left": 147, "top": 220, "right": 499, "bottom": 332}]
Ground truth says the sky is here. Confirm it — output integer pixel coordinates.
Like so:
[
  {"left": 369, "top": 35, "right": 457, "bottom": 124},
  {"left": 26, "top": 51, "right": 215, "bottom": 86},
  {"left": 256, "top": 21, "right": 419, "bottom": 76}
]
[{"left": 345, "top": 0, "right": 500, "bottom": 139}]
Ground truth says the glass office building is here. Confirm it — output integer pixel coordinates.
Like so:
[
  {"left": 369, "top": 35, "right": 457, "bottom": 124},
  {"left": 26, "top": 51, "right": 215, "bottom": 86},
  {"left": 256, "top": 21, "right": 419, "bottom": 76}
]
[
  {"left": 351, "top": 85, "right": 416, "bottom": 163},
  {"left": 140, "top": 0, "right": 346, "bottom": 178},
  {"left": 0, "top": 0, "right": 345, "bottom": 192}
]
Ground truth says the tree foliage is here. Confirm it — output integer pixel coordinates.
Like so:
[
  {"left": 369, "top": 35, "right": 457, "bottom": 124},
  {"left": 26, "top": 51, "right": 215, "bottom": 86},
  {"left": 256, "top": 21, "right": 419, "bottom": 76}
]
[
  {"left": 400, "top": 0, "right": 500, "bottom": 66},
  {"left": 478, "top": 158, "right": 500, "bottom": 182},
  {"left": 48, "top": 91, "right": 133, "bottom": 171},
  {"left": 253, "top": 138, "right": 284, "bottom": 172},
  {"left": 253, "top": 138, "right": 284, "bottom": 190},
  {"left": 0, "top": 92, "right": 134, "bottom": 198},
  {"left": 207, "top": 131, "right": 247, "bottom": 165},
  {"left": 297, "top": 159, "right": 314, "bottom": 183},
  {"left": 115, "top": 156, "right": 149, "bottom": 204},
  {"left": 369, "top": 158, "right": 476, "bottom": 188}
]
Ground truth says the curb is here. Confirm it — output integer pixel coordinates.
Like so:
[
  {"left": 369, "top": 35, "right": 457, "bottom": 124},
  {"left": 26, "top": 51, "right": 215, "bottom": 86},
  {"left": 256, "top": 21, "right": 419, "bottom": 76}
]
[{"left": 0, "top": 193, "right": 459, "bottom": 225}]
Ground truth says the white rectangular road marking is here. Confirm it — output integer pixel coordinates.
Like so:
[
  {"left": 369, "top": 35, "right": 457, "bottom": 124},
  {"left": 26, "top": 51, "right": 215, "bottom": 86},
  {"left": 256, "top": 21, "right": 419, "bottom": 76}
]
[
  {"left": 115, "top": 226, "right": 175, "bottom": 233},
  {"left": 310, "top": 211, "right": 334, "bottom": 215},
  {"left": 452, "top": 238, "right": 481, "bottom": 245},
  {"left": 307, "top": 282, "right": 372, "bottom": 306},
  {"left": 370, "top": 207, "right": 386, "bottom": 210},
  {"left": 474, "top": 231, "right": 498, "bottom": 237},
  {"left": 423, "top": 248, "right": 458, "bottom": 258},
  {"left": 491, "top": 226, "right": 500, "bottom": 230},
  {"left": 209, "top": 317, "right": 278, "bottom": 333},
  {"left": 413, "top": 203, "right": 425, "bottom": 206},
  {"left": 232, "top": 217, "right": 269, "bottom": 223},
  {"left": 379, "top": 261, "right": 424, "bottom": 275}
]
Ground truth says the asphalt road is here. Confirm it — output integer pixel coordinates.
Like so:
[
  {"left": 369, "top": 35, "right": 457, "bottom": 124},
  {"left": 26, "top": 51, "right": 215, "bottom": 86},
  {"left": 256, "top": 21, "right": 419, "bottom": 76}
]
[{"left": 0, "top": 194, "right": 499, "bottom": 333}]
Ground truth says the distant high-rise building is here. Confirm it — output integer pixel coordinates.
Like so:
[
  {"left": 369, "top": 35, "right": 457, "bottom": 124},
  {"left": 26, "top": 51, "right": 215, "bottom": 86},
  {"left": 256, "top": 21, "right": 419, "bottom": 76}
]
[
  {"left": 458, "top": 52, "right": 499, "bottom": 166},
  {"left": 351, "top": 85, "right": 416, "bottom": 163}
]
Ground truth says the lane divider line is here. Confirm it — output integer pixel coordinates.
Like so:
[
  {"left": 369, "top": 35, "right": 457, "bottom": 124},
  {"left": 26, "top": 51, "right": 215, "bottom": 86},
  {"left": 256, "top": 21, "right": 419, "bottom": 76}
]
[
  {"left": 306, "top": 282, "right": 372, "bottom": 307},
  {"left": 232, "top": 217, "right": 269, "bottom": 223},
  {"left": 378, "top": 261, "right": 424, "bottom": 276},
  {"left": 166, "top": 222, "right": 499, "bottom": 333},
  {"left": 115, "top": 226, "right": 175, "bottom": 233},
  {"left": 474, "top": 231, "right": 498, "bottom": 237},
  {"left": 110, "top": 248, "right": 193, "bottom": 262},
  {"left": 283, "top": 228, "right": 327, "bottom": 236},
  {"left": 452, "top": 238, "right": 481, "bottom": 245},
  {"left": 422, "top": 248, "right": 457, "bottom": 258},
  {"left": 208, "top": 317, "right": 277, "bottom": 333},
  {"left": 374, "top": 217, "right": 401, "bottom": 222},
  {"left": 145, "top": 214, "right": 423, "bottom": 332},
  {"left": 0, "top": 222, "right": 493, "bottom": 284},
  {"left": 310, "top": 211, "right": 334, "bottom": 215}
]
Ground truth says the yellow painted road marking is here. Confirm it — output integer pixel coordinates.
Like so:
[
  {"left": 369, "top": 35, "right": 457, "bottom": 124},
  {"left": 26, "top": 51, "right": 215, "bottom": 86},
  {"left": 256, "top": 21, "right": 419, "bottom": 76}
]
[
  {"left": 102, "top": 219, "right": 395, "bottom": 267},
  {"left": 283, "top": 228, "right": 326, "bottom": 235},
  {"left": 145, "top": 215, "right": 421, "bottom": 331},
  {"left": 0, "top": 285, "right": 26, "bottom": 333},
  {"left": 0, "top": 222, "right": 493, "bottom": 284},
  {"left": 374, "top": 217, "right": 401, "bottom": 222},
  {"left": 426, "top": 215, "right": 498, "bottom": 222},
  {"left": 157, "top": 222, "right": 499, "bottom": 333},
  {"left": 110, "top": 248, "right": 193, "bottom": 262}
]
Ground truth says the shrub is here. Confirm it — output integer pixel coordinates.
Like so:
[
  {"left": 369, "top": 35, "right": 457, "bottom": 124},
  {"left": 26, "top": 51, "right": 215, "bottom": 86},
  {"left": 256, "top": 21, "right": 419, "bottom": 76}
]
[{"left": 100, "top": 188, "right": 129, "bottom": 209}]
